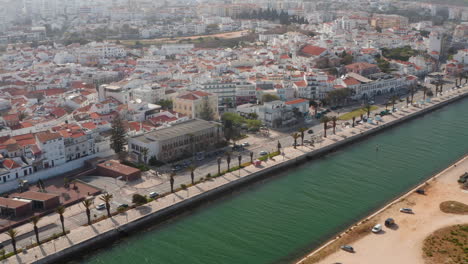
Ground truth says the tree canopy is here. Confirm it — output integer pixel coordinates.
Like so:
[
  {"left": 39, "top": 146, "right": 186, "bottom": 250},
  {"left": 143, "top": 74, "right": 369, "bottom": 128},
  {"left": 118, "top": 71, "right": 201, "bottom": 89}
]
[{"left": 262, "top": 94, "right": 280, "bottom": 103}]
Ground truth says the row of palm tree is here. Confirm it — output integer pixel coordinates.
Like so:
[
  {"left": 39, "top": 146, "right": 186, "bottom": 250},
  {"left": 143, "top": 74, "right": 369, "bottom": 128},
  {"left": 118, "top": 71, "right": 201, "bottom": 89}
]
[
  {"left": 5, "top": 193, "right": 114, "bottom": 255},
  {"left": 318, "top": 116, "right": 338, "bottom": 138},
  {"left": 6, "top": 204, "right": 70, "bottom": 255}
]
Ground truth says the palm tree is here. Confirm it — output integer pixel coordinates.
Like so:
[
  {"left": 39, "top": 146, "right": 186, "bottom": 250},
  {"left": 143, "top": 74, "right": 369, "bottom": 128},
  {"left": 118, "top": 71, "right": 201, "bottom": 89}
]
[
  {"left": 330, "top": 116, "right": 338, "bottom": 134},
  {"left": 291, "top": 133, "right": 300, "bottom": 149},
  {"left": 82, "top": 199, "right": 93, "bottom": 226},
  {"left": 31, "top": 216, "right": 41, "bottom": 245},
  {"left": 249, "top": 152, "right": 254, "bottom": 163},
  {"left": 320, "top": 116, "right": 330, "bottom": 138},
  {"left": 277, "top": 140, "right": 282, "bottom": 152},
  {"left": 426, "top": 88, "right": 434, "bottom": 97},
  {"left": 188, "top": 165, "right": 196, "bottom": 185},
  {"left": 217, "top": 157, "right": 222, "bottom": 175},
  {"left": 99, "top": 193, "right": 113, "bottom": 218},
  {"left": 56, "top": 205, "right": 66, "bottom": 234},
  {"left": 238, "top": 155, "right": 242, "bottom": 168},
  {"left": 409, "top": 86, "right": 415, "bottom": 103},
  {"left": 169, "top": 174, "right": 175, "bottom": 192},
  {"left": 141, "top": 147, "right": 149, "bottom": 164},
  {"left": 363, "top": 104, "right": 372, "bottom": 118},
  {"left": 422, "top": 86, "right": 429, "bottom": 100},
  {"left": 6, "top": 229, "right": 18, "bottom": 254},
  {"left": 391, "top": 95, "right": 398, "bottom": 111},
  {"left": 298, "top": 127, "right": 307, "bottom": 145},
  {"left": 352, "top": 116, "right": 356, "bottom": 127},
  {"left": 226, "top": 153, "right": 231, "bottom": 171},
  {"left": 309, "top": 100, "right": 318, "bottom": 117},
  {"left": 385, "top": 101, "right": 390, "bottom": 111}
]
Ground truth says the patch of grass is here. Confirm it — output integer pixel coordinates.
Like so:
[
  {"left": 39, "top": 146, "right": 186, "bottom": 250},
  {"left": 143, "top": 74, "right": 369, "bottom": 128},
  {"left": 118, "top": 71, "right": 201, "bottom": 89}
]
[
  {"left": 439, "top": 201, "right": 468, "bottom": 215},
  {"left": 423, "top": 224, "right": 468, "bottom": 264},
  {"left": 258, "top": 151, "right": 281, "bottom": 161},
  {"left": 338, "top": 106, "right": 379, "bottom": 120}
]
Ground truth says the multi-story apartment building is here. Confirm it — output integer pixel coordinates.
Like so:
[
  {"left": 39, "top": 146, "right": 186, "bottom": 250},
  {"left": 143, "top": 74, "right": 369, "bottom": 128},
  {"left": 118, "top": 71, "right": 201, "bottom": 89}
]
[
  {"left": 128, "top": 119, "right": 222, "bottom": 162},
  {"left": 234, "top": 82, "right": 257, "bottom": 105},
  {"left": 173, "top": 91, "right": 219, "bottom": 120},
  {"left": 201, "top": 81, "right": 237, "bottom": 108}
]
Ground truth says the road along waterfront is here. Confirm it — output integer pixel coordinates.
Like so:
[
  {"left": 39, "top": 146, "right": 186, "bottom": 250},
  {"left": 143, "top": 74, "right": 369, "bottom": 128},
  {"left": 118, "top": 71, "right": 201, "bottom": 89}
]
[
  {"left": 77, "top": 89, "right": 468, "bottom": 264},
  {"left": 8, "top": 87, "right": 468, "bottom": 264}
]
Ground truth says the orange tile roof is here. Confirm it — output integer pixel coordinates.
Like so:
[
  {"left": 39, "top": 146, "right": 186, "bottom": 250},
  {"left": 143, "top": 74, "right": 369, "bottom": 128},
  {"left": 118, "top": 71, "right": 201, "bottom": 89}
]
[{"left": 285, "top": 98, "right": 308, "bottom": 105}]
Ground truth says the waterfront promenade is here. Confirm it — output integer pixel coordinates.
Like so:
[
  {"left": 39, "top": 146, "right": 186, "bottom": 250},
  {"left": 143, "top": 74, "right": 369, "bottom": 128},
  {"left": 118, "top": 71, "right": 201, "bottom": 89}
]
[{"left": 7, "top": 85, "right": 468, "bottom": 264}]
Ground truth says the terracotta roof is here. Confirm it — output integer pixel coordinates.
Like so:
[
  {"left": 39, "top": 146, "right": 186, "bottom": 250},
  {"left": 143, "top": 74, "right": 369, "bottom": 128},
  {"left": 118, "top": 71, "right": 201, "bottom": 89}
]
[
  {"left": 285, "top": 98, "right": 308, "bottom": 105},
  {"left": 0, "top": 197, "right": 30, "bottom": 209},
  {"left": 294, "top": 80, "right": 307, "bottom": 87},
  {"left": 36, "top": 131, "right": 62, "bottom": 143},
  {"left": 3, "top": 159, "right": 20, "bottom": 169},
  {"left": 192, "top": 91, "right": 211, "bottom": 97},
  {"left": 301, "top": 45, "right": 327, "bottom": 56},
  {"left": 51, "top": 108, "right": 67, "bottom": 118},
  {"left": 14, "top": 191, "right": 59, "bottom": 201},
  {"left": 343, "top": 77, "right": 361, "bottom": 86}
]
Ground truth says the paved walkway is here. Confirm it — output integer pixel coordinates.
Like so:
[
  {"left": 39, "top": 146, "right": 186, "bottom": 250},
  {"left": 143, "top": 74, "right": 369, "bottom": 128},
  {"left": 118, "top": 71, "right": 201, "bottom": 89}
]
[{"left": 6, "top": 85, "right": 468, "bottom": 264}]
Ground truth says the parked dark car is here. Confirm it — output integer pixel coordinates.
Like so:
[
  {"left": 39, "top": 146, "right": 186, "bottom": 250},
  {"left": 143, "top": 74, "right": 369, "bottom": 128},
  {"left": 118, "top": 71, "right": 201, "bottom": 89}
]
[
  {"left": 415, "top": 189, "right": 425, "bottom": 195},
  {"left": 385, "top": 218, "right": 395, "bottom": 227},
  {"left": 340, "top": 245, "right": 354, "bottom": 253}
]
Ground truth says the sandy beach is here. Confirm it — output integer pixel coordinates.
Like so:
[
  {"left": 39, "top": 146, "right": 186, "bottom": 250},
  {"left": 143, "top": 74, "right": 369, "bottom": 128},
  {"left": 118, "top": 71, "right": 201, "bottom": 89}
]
[{"left": 300, "top": 155, "right": 468, "bottom": 264}]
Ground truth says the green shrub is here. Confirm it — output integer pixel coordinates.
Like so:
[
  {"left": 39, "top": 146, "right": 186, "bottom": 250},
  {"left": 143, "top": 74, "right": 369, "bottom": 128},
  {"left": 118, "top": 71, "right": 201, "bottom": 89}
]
[
  {"left": 181, "top": 184, "right": 187, "bottom": 190},
  {"left": 132, "top": 193, "right": 148, "bottom": 205}
]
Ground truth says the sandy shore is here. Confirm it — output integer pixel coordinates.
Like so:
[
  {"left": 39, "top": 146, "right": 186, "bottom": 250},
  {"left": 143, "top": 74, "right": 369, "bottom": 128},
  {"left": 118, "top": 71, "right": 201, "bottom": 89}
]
[{"left": 299, "top": 155, "right": 468, "bottom": 264}]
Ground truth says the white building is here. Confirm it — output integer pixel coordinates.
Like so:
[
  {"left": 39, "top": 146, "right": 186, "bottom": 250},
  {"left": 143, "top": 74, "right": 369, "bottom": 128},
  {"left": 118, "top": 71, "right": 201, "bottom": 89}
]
[{"left": 35, "top": 131, "right": 66, "bottom": 169}]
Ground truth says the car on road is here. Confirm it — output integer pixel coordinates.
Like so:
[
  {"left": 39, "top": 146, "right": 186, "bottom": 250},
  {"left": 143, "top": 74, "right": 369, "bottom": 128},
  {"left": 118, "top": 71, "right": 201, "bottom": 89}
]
[
  {"left": 340, "top": 245, "right": 354, "bottom": 253},
  {"left": 415, "top": 189, "right": 425, "bottom": 195},
  {"left": 241, "top": 142, "right": 250, "bottom": 147},
  {"left": 96, "top": 203, "right": 106, "bottom": 210},
  {"left": 259, "top": 151, "right": 268, "bottom": 156},
  {"left": 304, "top": 139, "right": 312, "bottom": 144},
  {"left": 117, "top": 204, "right": 129, "bottom": 209},
  {"left": 369, "top": 100, "right": 375, "bottom": 104},
  {"left": 149, "top": 192, "right": 159, "bottom": 199},
  {"left": 307, "top": 129, "right": 314, "bottom": 134},
  {"left": 172, "top": 165, "right": 182, "bottom": 172},
  {"left": 372, "top": 224, "right": 382, "bottom": 233},
  {"left": 400, "top": 208, "right": 413, "bottom": 214}
]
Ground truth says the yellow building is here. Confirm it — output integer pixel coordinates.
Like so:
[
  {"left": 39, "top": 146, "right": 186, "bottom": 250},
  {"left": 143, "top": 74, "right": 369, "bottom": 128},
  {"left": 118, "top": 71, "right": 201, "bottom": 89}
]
[
  {"left": 173, "top": 91, "right": 219, "bottom": 120},
  {"left": 371, "top": 14, "right": 409, "bottom": 29}
]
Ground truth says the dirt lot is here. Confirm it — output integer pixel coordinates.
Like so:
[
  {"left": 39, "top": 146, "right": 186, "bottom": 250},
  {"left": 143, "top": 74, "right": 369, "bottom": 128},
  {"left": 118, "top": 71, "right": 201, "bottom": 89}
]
[{"left": 299, "top": 155, "right": 468, "bottom": 264}]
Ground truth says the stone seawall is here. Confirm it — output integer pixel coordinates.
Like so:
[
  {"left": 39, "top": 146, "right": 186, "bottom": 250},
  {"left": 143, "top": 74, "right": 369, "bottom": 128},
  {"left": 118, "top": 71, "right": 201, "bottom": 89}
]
[{"left": 40, "top": 91, "right": 468, "bottom": 264}]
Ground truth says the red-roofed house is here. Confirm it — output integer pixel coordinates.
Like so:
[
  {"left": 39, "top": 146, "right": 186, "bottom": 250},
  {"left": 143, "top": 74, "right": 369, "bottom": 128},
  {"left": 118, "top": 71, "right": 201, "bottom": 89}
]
[
  {"left": 285, "top": 98, "right": 309, "bottom": 115},
  {"left": 300, "top": 45, "right": 328, "bottom": 57},
  {"left": 345, "top": 62, "right": 380, "bottom": 76}
]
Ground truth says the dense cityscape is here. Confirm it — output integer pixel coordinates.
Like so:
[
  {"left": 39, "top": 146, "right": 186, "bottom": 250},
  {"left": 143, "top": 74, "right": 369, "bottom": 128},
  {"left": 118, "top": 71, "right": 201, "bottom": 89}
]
[{"left": 0, "top": 0, "right": 467, "bottom": 263}]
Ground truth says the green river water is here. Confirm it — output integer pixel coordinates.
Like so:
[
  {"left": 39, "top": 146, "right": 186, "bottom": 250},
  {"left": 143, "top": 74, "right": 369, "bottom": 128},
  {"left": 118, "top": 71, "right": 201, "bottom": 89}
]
[{"left": 84, "top": 98, "right": 468, "bottom": 264}]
